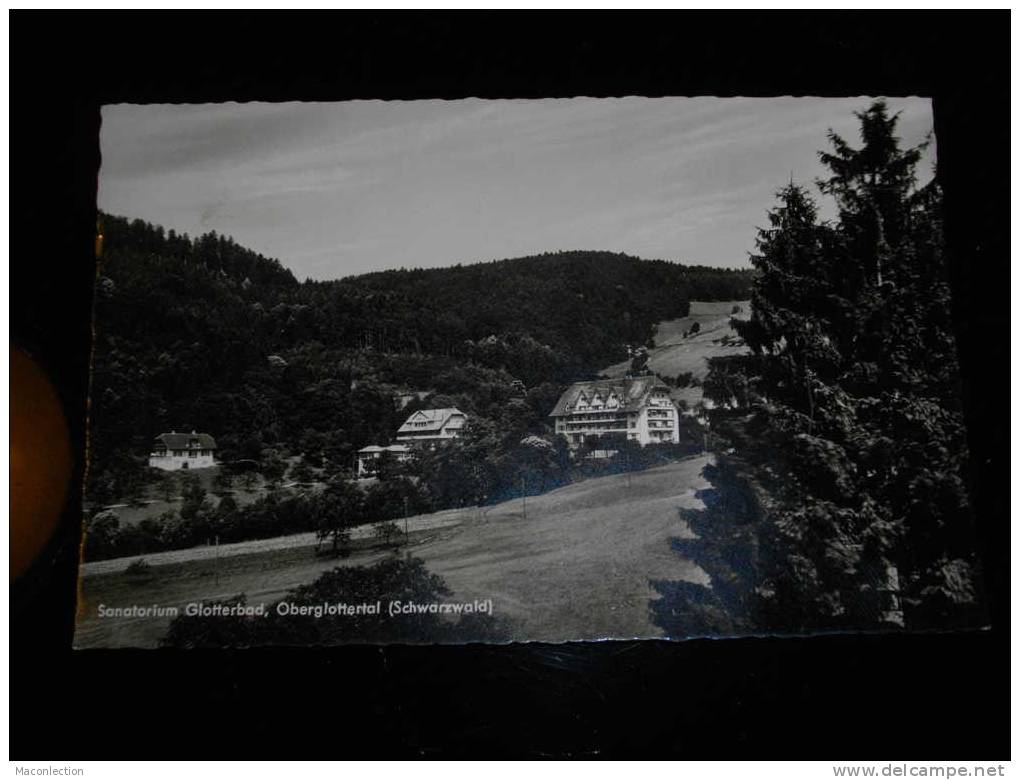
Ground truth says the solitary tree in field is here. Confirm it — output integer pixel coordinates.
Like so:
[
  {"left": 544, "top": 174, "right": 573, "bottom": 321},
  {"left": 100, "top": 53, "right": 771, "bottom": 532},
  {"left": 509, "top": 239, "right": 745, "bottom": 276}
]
[
  {"left": 374, "top": 520, "right": 403, "bottom": 550},
  {"left": 259, "top": 448, "right": 288, "bottom": 487},
  {"left": 212, "top": 468, "right": 234, "bottom": 496},
  {"left": 316, "top": 477, "right": 363, "bottom": 557},
  {"left": 289, "top": 459, "right": 316, "bottom": 485},
  {"left": 179, "top": 477, "right": 211, "bottom": 523},
  {"left": 159, "top": 472, "right": 179, "bottom": 502}
]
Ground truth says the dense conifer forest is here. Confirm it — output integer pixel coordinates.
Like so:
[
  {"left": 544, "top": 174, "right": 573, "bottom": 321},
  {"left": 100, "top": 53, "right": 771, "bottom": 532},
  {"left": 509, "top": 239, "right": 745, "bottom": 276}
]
[{"left": 653, "top": 101, "right": 985, "bottom": 635}]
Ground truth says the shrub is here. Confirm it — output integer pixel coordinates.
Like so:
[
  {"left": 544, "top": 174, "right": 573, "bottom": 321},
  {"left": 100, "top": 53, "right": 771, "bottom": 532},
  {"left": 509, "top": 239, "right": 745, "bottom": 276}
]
[
  {"left": 374, "top": 521, "right": 403, "bottom": 549},
  {"left": 84, "top": 510, "right": 121, "bottom": 561},
  {"left": 675, "top": 371, "right": 696, "bottom": 388},
  {"left": 161, "top": 556, "right": 510, "bottom": 647},
  {"left": 289, "top": 459, "right": 316, "bottom": 485},
  {"left": 212, "top": 469, "right": 234, "bottom": 496},
  {"left": 125, "top": 558, "right": 154, "bottom": 582}
]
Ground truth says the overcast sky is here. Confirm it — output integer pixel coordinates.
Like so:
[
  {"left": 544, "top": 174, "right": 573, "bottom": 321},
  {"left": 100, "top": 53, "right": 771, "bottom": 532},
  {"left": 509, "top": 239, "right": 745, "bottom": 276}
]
[{"left": 99, "top": 97, "right": 934, "bottom": 280}]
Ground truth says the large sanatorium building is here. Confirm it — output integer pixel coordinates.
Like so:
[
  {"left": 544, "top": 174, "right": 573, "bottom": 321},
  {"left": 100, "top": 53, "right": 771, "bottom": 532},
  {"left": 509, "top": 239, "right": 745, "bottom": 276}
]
[{"left": 548, "top": 377, "right": 680, "bottom": 448}]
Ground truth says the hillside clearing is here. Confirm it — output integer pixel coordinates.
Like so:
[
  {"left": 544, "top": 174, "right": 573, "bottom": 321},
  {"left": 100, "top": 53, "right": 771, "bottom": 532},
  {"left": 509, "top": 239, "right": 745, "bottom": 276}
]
[{"left": 602, "top": 300, "right": 750, "bottom": 407}]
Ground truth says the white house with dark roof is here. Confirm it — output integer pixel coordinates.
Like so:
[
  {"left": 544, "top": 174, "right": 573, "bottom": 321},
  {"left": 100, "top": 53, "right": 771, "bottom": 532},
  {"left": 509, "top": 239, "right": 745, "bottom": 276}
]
[
  {"left": 395, "top": 407, "right": 467, "bottom": 447},
  {"left": 148, "top": 430, "right": 217, "bottom": 471},
  {"left": 549, "top": 377, "right": 679, "bottom": 449},
  {"left": 356, "top": 443, "right": 412, "bottom": 477}
]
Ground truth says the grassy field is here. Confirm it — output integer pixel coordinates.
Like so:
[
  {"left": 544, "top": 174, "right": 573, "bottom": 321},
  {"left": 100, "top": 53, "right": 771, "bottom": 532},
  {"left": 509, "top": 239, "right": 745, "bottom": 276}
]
[
  {"left": 76, "top": 303, "right": 746, "bottom": 647},
  {"left": 602, "top": 300, "right": 750, "bottom": 407},
  {"left": 74, "top": 456, "right": 713, "bottom": 648}
]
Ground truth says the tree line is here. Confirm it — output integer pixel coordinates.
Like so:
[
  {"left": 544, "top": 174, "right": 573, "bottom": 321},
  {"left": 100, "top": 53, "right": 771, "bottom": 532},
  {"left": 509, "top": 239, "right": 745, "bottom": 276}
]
[
  {"left": 83, "top": 427, "right": 704, "bottom": 563},
  {"left": 654, "top": 101, "right": 985, "bottom": 636}
]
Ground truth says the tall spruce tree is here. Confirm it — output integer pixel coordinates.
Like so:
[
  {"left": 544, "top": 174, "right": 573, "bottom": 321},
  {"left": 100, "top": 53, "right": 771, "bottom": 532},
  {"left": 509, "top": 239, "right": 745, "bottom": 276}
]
[{"left": 692, "top": 100, "right": 983, "bottom": 634}]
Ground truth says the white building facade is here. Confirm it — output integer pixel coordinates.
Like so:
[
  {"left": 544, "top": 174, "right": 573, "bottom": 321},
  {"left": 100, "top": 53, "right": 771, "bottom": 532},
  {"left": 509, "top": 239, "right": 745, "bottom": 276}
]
[
  {"left": 356, "top": 444, "right": 412, "bottom": 477},
  {"left": 148, "top": 431, "right": 217, "bottom": 471},
  {"left": 395, "top": 407, "right": 467, "bottom": 448},
  {"left": 549, "top": 377, "right": 680, "bottom": 449}
]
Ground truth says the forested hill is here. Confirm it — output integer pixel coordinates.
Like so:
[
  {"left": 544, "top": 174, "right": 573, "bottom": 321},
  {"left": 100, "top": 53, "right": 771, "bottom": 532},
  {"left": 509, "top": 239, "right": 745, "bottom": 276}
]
[
  {"left": 89, "top": 213, "right": 753, "bottom": 501},
  {"left": 334, "top": 253, "right": 754, "bottom": 365}
]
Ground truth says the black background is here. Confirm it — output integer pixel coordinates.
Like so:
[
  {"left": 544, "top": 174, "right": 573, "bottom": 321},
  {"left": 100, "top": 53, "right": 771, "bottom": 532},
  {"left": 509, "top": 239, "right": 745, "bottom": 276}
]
[{"left": 10, "top": 11, "right": 1009, "bottom": 758}]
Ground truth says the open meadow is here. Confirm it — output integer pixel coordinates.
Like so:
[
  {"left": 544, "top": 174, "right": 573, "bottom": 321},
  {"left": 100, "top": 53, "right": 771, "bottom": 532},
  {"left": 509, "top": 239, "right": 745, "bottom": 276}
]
[{"left": 75, "top": 455, "right": 713, "bottom": 647}]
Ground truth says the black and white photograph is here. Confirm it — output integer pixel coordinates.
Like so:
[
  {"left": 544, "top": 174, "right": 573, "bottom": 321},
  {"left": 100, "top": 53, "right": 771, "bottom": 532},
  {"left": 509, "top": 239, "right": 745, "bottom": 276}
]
[
  {"left": 10, "top": 8, "right": 1012, "bottom": 767},
  {"left": 69, "top": 95, "right": 989, "bottom": 649}
]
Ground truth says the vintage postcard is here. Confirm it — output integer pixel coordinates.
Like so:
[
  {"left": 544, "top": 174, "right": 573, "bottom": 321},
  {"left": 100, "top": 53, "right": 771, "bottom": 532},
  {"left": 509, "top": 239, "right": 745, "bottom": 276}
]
[{"left": 74, "top": 97, "right": 986, "bottom": 648}]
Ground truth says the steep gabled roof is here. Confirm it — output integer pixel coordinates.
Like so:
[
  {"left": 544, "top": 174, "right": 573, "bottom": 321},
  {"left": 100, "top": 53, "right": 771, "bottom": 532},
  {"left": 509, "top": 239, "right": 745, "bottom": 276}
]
[
  {"left": 153, "top": 431, "right": 217, "bottom": 450},
  {"left": 548, "top": 377, "right": 670, "bottom": 417},
  {"left": 358, "top": 444, "right": 413, "bottom": 455},
  {"left": 397, "top": 407, "right": 466, "bottom": 434}
]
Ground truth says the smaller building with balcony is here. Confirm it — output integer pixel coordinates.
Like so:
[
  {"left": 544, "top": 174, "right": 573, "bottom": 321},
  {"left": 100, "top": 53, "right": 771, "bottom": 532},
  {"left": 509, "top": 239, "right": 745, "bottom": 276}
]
[
  {"left": 548, "top": 377, "right": 680, "bottom": 449},
  {"left": 356, "top": 444, "right": 412, "bottom": 477}
]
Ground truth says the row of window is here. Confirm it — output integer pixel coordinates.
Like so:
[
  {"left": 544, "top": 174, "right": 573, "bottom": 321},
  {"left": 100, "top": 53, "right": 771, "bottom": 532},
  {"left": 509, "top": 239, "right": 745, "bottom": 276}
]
[
  {"left": 562, "top": 424, "right": 632, "bottom": 432},
  {"left": 559, "top": 418, "right": 677, "bottom": 430},
  {"left": 570, "top": 432, "right": 642, "bottom": 443},
  {"left": 574, "top": 392, "right": 623, "bottom": 409},
  {"left": 566, "top": 420, "right": 634, "bottom": 427},
  {"left": 565, "top": 409, "right": 673, "bottom": 421}
]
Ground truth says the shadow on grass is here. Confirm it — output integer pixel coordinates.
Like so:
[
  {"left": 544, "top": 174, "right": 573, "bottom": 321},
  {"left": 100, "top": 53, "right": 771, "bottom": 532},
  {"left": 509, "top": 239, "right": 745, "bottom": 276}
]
[{"left": 649, "top": 460, "right": 759, "bottom": 639}]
